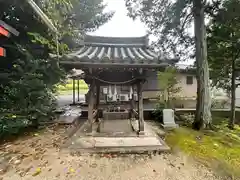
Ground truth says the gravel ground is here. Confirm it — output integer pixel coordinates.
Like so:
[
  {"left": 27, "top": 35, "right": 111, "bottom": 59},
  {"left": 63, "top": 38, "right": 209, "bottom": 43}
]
[{"left": 0, "top": 125, "right": 224, "bottom": 180}]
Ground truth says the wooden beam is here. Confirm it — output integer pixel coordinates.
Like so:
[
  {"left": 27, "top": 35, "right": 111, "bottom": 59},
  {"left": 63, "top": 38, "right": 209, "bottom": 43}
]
[{"left": 137, "top": 81, "right": 144, "bottom": 134}]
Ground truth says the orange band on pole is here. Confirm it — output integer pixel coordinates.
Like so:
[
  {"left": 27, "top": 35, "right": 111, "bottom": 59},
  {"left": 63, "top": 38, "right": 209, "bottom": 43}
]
[
  {"left": 0, "top": 26, "right": 10, "bottom": 37},
  {"left": 0, "top": 47, "right": 6, "bottom": 56}
]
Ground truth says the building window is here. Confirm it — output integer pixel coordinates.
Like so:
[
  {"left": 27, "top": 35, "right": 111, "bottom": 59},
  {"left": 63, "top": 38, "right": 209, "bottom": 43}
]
[{"left": 186, "top": 76, "right": 193, "bottom": 85}]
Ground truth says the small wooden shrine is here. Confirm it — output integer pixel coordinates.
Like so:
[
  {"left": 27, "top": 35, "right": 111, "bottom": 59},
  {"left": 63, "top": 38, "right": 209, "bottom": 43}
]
[{"left": 61, "top": 35, "right": 177, "bottom": 135}]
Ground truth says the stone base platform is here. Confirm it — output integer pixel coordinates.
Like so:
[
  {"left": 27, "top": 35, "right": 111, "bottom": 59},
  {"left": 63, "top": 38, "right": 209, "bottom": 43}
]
[
  {"left": 64, "top": 137, "right": 170, "bottom": 153},
  {"left": 62, "top": 120, "right": 170, "bottom": 153}
]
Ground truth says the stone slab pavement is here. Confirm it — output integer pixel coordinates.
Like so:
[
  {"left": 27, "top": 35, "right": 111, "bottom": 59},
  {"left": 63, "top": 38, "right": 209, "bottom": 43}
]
[{"left": 74, "top": 137, "right": 163, "bottom": 147}]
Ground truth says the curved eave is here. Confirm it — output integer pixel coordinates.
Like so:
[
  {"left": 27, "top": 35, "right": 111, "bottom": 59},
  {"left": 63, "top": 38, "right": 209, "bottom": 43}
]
[
  {"left": 60, "top": 61, "right": 169, "bottom": 68},
  {"left": 62, "top": 53, "right": 178, "bottom": 62},
  {"left": 61, "top": 45, "right": 178, "bottom": 64},
  {"left": 61, "top": 55, "right": 175, "bottom": 68},
  {"left": 84, "top": 35, "right": 148, "bottom": 46}
]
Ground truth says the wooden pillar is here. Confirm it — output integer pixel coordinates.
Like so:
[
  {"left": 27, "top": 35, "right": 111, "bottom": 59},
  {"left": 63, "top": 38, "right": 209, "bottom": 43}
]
[
  {"left": 96, "top": 83, "right": 100, "bottom": 109},
  {"left": 130, "top": 99, "right": 135, "bottom": 119},
  {"left": 137, "top": 81, "right": 144, "bottom": 134},
  {"left": 96, "top": 83, "right": 100, "bottom": 127},
  {"left": 137, "top": 87, "right": 140, "bottom": 117},
  {"left": 77, "top": 79, "right": 80, "bottom": 102},
  {"left": 88, "top": 79, "right": 95, "bottom": 133},
  {"left": 130, "top": 85, "right": 135, "bottom": 119},
  {"left": 72, "top": 78, "right": 76, "bottom": 105}
]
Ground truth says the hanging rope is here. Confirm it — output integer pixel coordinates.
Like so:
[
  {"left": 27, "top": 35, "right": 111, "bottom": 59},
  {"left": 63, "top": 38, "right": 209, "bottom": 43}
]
[
  {"left": 87, "top": 75, "right": 141, "bottom": 85},
  {"left": 94, "top": 76, "right": 137, "bottom": 85}
]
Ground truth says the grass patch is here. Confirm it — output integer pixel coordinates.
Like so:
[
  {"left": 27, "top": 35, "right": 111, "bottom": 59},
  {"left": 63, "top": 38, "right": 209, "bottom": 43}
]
[
  {"left": 56, "top": 79, "right": 88, "bottom": 95},
  {"left": 165, "top": 118, "right": 240, "bottom": 178}
]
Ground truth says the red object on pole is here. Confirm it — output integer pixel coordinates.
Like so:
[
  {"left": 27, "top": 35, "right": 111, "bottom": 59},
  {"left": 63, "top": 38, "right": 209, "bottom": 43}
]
[
  {"left": 0, "top": 47, "right": 6, "bottom": 57},
  {"left": 0, "top": 26, "right": 10, "bottom": 37},
  {"left": 0, "top": 20, "right": 19, "bottom": 57}
]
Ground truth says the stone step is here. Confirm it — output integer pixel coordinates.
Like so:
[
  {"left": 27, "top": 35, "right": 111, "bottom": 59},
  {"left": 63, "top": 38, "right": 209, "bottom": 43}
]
[{"left": 67, "top": 136, "right": 170, "bottom": 153}]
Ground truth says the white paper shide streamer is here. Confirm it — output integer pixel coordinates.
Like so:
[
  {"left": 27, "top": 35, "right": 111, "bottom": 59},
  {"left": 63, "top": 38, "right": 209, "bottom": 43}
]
[
  {"left": 114, "top": 84, "right": 117, "bottom": 96},
  {"left": 108, "top": 85, "right": 112, "bottom": 98},
  {"left": 129, "top": 86, "right": 133, "bottom": 99}
]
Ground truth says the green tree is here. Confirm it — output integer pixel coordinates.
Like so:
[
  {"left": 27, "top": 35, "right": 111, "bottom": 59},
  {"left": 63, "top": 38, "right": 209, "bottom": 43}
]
[
  {"left": 157, "top": 67, "right": 181, "bottom": 108},
  {"left": 0, "top": 0, "right": 113, "bottom": 135},
  {"left": 37, "top": 0, "right": 114, "bottom": 49},
  {"left": 125, "top": 0, "right": 221, "bottom": 129},
  {"left": 208, "top": 0, "right": 240, "bottom": 129}
]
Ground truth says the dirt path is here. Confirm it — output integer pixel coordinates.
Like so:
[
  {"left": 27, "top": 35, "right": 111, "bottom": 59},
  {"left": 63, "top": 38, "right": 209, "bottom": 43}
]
[{"left": 0, "top": 126, "right": 223, "bottom": 180}]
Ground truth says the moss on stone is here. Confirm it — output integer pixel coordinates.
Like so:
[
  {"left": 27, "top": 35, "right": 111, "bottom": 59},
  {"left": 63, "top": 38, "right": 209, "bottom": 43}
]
[{"left": 165, "top": 119, "right": 240, "bottom": 178}]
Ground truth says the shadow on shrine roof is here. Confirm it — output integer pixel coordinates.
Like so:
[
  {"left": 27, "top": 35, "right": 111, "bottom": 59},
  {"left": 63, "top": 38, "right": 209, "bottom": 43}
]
[{"left": 60, "top": 35, "right": 178, "bottom": 68}]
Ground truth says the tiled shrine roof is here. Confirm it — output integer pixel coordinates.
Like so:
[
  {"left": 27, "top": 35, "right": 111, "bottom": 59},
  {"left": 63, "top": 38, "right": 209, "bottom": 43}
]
[{"left": 62, "top": 35, "right": 178, "bottom": 67}]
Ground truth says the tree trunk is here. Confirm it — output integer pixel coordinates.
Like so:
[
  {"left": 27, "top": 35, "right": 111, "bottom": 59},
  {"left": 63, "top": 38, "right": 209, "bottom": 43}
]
[
  {"left": 229, "top": 59, "right": 236, "bottom": 129},
  {"left": 192, "top": 0, "right": 212, "bottom": 130},
  {"left": 203, "top": 61, "right": 212, "bottom": 127}
]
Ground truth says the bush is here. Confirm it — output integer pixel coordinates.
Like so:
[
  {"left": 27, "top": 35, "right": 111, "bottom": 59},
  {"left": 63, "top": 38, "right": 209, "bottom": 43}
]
[
  {"left": 0, "top": 115, "right": 30, "bottom": 138},
  {"left": 0, "top": 57, "right": 64, "bottom": 137},
  {"left": 211, "top": 98, "right": 229, "bottom": 109},
  {"left": 180, "top": 114, "right": 195, "bottom": 127}
]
